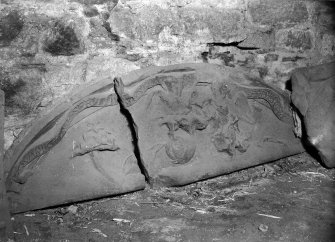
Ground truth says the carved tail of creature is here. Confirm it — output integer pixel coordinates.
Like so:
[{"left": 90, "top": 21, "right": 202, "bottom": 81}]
[
  {"left": 237, "top": 85, "right": 293, "bottom": 124},
  {"left": 6, "top": 77, "right": 150, "bottom": 192},
  {"left": 7, "top": 91, "right": 118, "bottom": 188}
]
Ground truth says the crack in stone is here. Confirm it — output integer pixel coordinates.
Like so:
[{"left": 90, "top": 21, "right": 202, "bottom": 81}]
[
  {"left": 113, "top": 77, "right": 151, "bottom": 184},
  {"left": 207, "top": 41, "right": 260, "bottom": 50}
]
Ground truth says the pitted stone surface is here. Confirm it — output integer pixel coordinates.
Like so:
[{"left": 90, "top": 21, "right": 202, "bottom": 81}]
[
  {"left": 5, "top": 78, "right": 145, "bottom": 213},
  {"left": 0, "top": 10, "right": 24, "bottom": 47},
  {"left": 109, "top": 4, "right": 245, "bottom": 43},
  {"left": 117, "top": 64, "right": 303, "bottom": 186},
  {"left": 276, "top": 30, "right": 313, "bottom": 51},
  {"left": 291, "top": 61, "right": 335, "bottom": 168},
  {"left": 248, "top": 0, "right": 308, "bottom": 27},
  {"left": 5, "top": 64, "right": 304, "bottom": 213}
]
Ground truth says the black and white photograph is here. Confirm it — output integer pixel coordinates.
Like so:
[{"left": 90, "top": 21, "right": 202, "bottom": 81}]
[{"left": 0, "top": 0, "right": 334, "bottom": 241}]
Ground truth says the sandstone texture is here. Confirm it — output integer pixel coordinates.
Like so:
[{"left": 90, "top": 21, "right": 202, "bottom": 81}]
[
  {"left": 248, "top": 0, "right": 308, "bottom": 27},
  {"left": 5, "top": 64, "right": 304, "bottom": 212},
  {"left": 117, "top": 64, "right": 304, "bottom": 186},
  {"left": 0, "top": 90, "right": 13, "bottom": 239},
  {"left": 0, "top": 0, "right": 334, "bottom": 150},
  {"left": 291, "top": 62, "right": 335, "bottom": 168},
  {"left": 5, "top": 78, "right": 146, "bottom": 213}
]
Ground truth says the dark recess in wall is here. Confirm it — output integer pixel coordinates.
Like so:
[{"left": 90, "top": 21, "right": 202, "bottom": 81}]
[
  {"left": 0, "top": 74, "right": 26, "bottom": 113},
  {"left": 0, "top": 10, "right": 24, "bottom": 47},
  {"left": 43, "top": 21, "right": 82, "bottom": 56},
  {"left": 102, "top": 21, "right": 120, "bottom": 41},
  {"left": 207, "top": 41, "right": 260, "bottom": 50}
]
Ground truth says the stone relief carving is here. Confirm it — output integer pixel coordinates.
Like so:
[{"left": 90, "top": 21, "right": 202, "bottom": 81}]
[
  {"left": 72, "top": 126, "right": 119, "bottom": 157},
  {"left": 115, "top": 64, "right": 303, "bottom": 186},
  {"left": 4, "top": 63, "right": 304, "bottom": 213},
  {"left": 11, "top": 93, "right": 118, "bottom": 185},
  {"left": 5, "top": 80, "right": 145, "bottom": 213},
  {"left": 72, "top": 125, "right": 120, "bottom": 183}
]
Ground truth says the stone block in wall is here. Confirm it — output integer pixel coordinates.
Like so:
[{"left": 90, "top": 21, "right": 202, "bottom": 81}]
[
  {"left": 109, "top": 4, "right": 245, "bottom": 43},
  {"left": 264, "top": 53, "right": 279, "bottom": 62},
  {"left": 0, "top": 11, "right": 50, "bottom": 58},
  {"left": 70, "top": 0, "right": 111, "bottom": 4},
  {"left": 0, "top": 10, "right": 24, "bottom": 47},
  {"left": 320, "top": 33, "right": 335, "bottom": 57},
  {"left": 313, "top": 1, "right": 335, "bottom": 33},
  {"left": 0, "top": 63, "right": 47, "bottom": 116},
  {"left": 276, "top": 29, "right": 313, "bottom": 51},
  {"left": 193, "top": 0, "right": 246, "bottom": 10},
  {"left": 42, "top": 18, "right": 86, "bottom": 56},
  {"left": 179, "top": 8, "right": 244, "bottom": 41},
  {"left": 238, "top": 28, "right": 275, "bottom": 50},
  {"left": 248, "top": 0, "right": 308, "bottom": 28}
]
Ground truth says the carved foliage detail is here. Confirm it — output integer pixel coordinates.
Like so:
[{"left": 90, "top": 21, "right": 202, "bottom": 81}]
[
  {"left": 141, "top": 75, "right": 255, "bottom": 163},
  {"left": 209, "top": 83, "right": 254, "bottom": 156}
]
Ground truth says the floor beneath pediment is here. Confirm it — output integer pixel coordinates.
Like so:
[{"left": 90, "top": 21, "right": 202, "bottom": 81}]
[{"left": 11, "top": 153, "right": 335, "bottom": 242}]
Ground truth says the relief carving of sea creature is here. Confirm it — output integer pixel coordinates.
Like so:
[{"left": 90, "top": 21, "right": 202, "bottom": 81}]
[{"left": 5, "top": 63, "right": 304, "bottom": 213}]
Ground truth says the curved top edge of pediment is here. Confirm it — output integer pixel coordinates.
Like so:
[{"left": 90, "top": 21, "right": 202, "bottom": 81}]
[{"left": 120, "top": 63, "right": 235, "bottom": 86}]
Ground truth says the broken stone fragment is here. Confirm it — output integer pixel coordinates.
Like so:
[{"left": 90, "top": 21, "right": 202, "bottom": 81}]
[
  {"left": 5, "top": 78, "right": 146, "bottom": 213},
  {"left": 117, "top": 63, "right": 304, "bottom": 186},
  {"left": 5, "top": 64, "right": 305, "bottom": 213},
  {"left": 291, "top": 61, "right": 335, "bottom": 168},
  {"left": 0, "top": 90, "right": 13, "bottom": 239}
]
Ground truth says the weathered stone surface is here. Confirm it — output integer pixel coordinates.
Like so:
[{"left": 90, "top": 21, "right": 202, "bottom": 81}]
[
  {"left": 5, "top": 78, "right": 146, "bottom": 213},
  {"left": 43, "top": 20, "right": 84, "bottom": 56},
  {"left": 248, "top": 0, "right": 308, "bottom": 27},
  {"left": 5, "top": 64, "right": 305, "bottom": 213},
  {"left": 313, "top": 1, "right": 335, "bottom": 33},
  {"left": 0, "top": 10, "right": 24, "bottom": 47},
  {"left": 1, "top": 0, "right": 334, "bottom": 154},
  {"left": 89, "top": 17, "right": 120, "bottom": 43},
  {"left": 70, "top": 0, "right": 111, "bottom": 5},
  {"left": 264, "top": 53, "right": 279, "bottom": 62},
  {"left": 0, "top": 58, "right": 51, "bottom": 117},
  {"left": 117, "top": 64, "right": 304, "bottom": 186},
  {"left": 291, "top": 62, "right": 335, "bottom": 168},
  {"left": 0, "top": 12, "right": 50, "bottom": 58},
  {"left": 179, "top": 8, "right": 244, "bottom": 41},
  {"left": 238, "top": 28, "right": 275, "bottom": 50},
  {"left": 276, "top": 30, "right": 313, "bottom": 51},
  {"left": 0, "top": 90, "right": 13, "bottom": 239},
  {"left": 83, "top": 6, "right": 99, "bottom": 17},
  {"left": 109, "top": 4, "right": 244, "bottom": 43},
  {"left": 320, "top": 33, "right": 335, "bottom": 56}
]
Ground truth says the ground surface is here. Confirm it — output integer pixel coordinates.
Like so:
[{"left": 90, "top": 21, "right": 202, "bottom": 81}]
[{"left": 9, "top": 153, "right": 335, "bottom": 242}]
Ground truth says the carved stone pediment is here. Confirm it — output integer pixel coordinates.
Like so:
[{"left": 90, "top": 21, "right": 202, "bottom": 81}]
[
  {"left": 5, "top": 64, "right": 304, "bottom": 213},
  {"left": 5, "top": 79, "right": 146, "bottom": 213},
  {"left": 116, "top": 64, "right": 303, "bottom": 186}
]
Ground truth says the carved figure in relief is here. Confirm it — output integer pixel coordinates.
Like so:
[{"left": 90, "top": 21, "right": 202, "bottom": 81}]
[
  {"left": 72, "top": 126, "right": 119, "bottom": 157},
  {"left": 4, "top": 63, "right": 304, "bottom": 213},
  {"left": 72, "top": 125, "right": 120, "bottom": 183}
]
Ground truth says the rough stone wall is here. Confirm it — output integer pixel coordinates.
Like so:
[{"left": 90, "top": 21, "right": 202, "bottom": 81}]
[{"left": 0, "top": 0, "right": 334, "bottom": 149}]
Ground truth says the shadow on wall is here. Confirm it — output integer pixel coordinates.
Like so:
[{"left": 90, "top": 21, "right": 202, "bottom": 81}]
[
  {"left": 43, "top": 21, "right": 83, "bottom": 56},
  {"left": 0, "top": 10, "right": 23, "bottom": 47}
]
